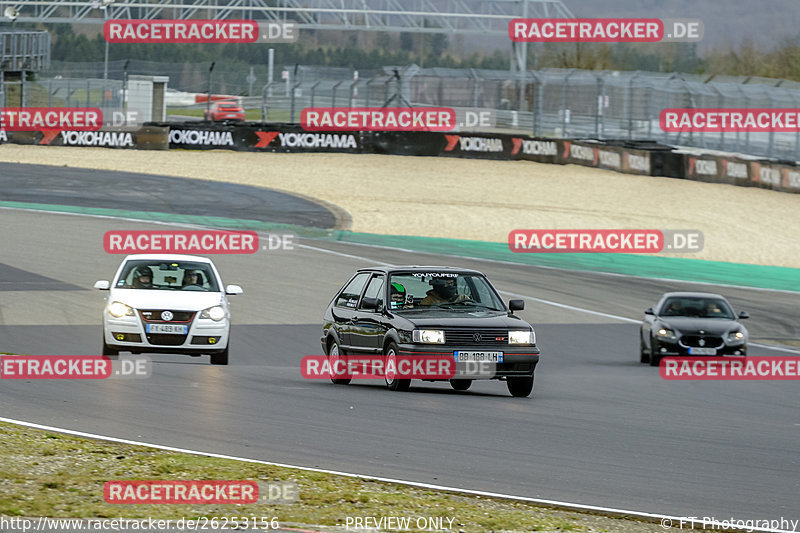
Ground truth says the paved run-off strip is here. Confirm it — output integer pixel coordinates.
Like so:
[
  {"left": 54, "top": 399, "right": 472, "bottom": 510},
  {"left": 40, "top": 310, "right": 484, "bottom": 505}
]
[{"left": 2, "top": 200, "right": 799, "bottom": 293}]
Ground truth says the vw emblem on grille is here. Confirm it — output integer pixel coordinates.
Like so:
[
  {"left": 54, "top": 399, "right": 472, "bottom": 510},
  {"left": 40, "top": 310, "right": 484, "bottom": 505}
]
[
  {"left": 473, "top": 333, "right": 482, "bottom": 343},
  {"left": 699, "top": 339, "right": 706, "bottom": 346},
  {"left": 161, "top": 311, "right": 174, "bottom": 321}
]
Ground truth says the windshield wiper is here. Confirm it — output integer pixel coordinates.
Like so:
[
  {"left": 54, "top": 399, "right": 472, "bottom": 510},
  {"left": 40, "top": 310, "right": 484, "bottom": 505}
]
[{"left": 439, "top": 302, "right": 503, "bottom": 311}]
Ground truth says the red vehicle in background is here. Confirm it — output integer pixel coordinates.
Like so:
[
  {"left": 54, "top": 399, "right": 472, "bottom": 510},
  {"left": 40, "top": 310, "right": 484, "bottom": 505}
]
[{"left": 204, "top": 101, "right": 246, "bottom": 122}]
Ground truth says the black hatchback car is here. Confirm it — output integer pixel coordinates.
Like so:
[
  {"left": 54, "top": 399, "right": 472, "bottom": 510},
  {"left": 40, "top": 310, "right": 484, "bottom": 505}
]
[
  {"left": 640, "top": 291, "right": 749, "bottom": 366},
  {"left": 321, "top": 266, "right": 540, "bottom": 397}
]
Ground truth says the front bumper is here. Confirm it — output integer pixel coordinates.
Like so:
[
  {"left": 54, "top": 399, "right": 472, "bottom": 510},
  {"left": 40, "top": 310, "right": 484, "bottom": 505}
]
[
  {"left": 398, "top": 343, "right": 540, "bottom": 379},
  {"left": 652, "top": 337, "right": 747, "bottom": 357},
  {"left": 104, "top": 314, "right": 229, "bottom": 354}
]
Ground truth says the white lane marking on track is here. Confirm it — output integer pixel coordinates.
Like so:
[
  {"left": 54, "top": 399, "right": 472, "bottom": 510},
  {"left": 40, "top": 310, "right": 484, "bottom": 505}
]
[
  {"left": 316, "top": 237, "right": 800, "bottom": 295},
  {"left": 3, "top": 205, "right": 799, "bottom": 295},
  {"left": 497, "top": 289, "right": 640, "bottom": 324},
  {"left": 0, "top": 416, "right": 792, "bottom": 533}
]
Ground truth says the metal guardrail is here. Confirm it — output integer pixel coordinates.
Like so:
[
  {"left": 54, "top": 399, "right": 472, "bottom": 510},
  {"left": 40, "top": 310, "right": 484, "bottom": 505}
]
[{"left": 4, "top": 60, "right": 800, "bottom": 161}]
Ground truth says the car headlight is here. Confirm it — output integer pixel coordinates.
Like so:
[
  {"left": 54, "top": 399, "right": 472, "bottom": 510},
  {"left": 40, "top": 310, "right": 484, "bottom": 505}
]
[
  {"left": 655, "top": 328, "right": 677, "bottom": 340},
  {"left": 200, "top": 306, "right": 226, "bottom": 321},
  {"left": 727, "top": 331, "right": 745, "bottom": 343},
  {"left": 412, "top": 329, "right": 445, "bottom": 344},
  {"left": 509, "top": 330, "right": 535, "bottom": 344},
  {"left": 107, "top": 301, "right": 134, "bottom": 318}
]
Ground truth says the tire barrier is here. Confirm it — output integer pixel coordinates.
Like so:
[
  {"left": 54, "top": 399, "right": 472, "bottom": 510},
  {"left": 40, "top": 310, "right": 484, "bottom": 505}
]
[{"left": 2, "top": 121, "right": 797, "bottom": 194}]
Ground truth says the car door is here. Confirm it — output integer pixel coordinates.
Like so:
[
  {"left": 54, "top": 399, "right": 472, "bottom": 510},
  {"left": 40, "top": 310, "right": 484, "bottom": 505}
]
[
  {"left": 350, "top": 274, "right": 387, "bottom": 353},
  {"left": 331, "top": 272, "right": 371, "bottom": 350}
]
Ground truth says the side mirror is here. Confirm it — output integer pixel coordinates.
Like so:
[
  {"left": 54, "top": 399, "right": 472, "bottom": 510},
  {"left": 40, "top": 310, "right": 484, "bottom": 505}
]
[
  {"left": 360, "top": 297, "right": 380, "bottom": 311},
  {"left": 644, "top": 308, "right": 655, "bottom": 316},
  {"left": 738, "top": 311, "right": 749, "bottom": 320},
  {"left": 94, "top": 280, "right": 110, "bottom": 290},
  {"left": 225, "top": 284, "right": 243, "bottom": 295},
  {"left": 508, "top": 299, "right": 525, "bottom": 311}
]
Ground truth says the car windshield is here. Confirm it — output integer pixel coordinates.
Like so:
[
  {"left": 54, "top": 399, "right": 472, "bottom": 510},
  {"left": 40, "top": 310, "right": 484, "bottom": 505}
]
[
  {"left": 660, "top": 297, "right": 734, "bottom": 319},
  {"left": 387, "top": 272, "right": 505, "bottom": 312},
  {"left": 116, "top": 260, "right": 219, "bottom": 291}
]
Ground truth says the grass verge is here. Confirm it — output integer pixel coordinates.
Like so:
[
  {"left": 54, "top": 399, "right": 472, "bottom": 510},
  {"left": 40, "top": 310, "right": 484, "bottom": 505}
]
[{"left": 0, "top": 421, "right": 667, "bottom": 533}]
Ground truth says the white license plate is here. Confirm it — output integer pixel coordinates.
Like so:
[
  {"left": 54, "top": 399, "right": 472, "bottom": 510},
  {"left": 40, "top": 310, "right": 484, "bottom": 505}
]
[
  {"left": 146, "top": 324, "right": 187, "bottom": 334},
  {"left": 689, "top": 347, "right": 717, "bottom": 355},
  {"left": 454, "top": 351, "right": 503, "bottom": 363}
]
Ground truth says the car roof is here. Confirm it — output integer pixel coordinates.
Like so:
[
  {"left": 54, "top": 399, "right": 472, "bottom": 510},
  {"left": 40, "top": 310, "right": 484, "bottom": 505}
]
[
  {"left": 123, "top": 254, "right": 213, "bottom": 263},
  {"left": 356, "top": 265, "right": 485, "bottom": 275},
  {"left": 660, "top": 292, "right": 727, "bottom": 299}
]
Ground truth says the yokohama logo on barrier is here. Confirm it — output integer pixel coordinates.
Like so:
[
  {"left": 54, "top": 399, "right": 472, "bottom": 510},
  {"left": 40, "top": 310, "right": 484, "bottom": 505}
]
[
  {"left": 597, "top": 149, "right": 622, "bottom": 169},
  {"left": 511, "top": 138, "right": 558, "bottom": 156},
  {"left": 624, "top": 152, "right": 650, "bottom": 174},
  {"left": 721, "top": 160, "right": 749, "bottom": 180},
  {"left": 169, "top": 129, "right": 234, "bottom": 147},
  {"left": 61, "top": 130, "right": 134, "bottom": 148},
  {"left": 254, "top": 131, "right": 358, "bottom": 150},
  {"left": 444, "top": 135, "right": 504, "bottom": 153},
  {"left": 688, "top": 157, "right": 720, "bottom": 178},
  {"left": 784, "top": 168, "right": 800, "bottom": 191},
  {"left": 562, "top": 141, "right": 597, "bottom": 164}
]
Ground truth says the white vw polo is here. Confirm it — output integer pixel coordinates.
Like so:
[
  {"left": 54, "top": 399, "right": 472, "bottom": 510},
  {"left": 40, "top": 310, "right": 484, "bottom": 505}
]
[{"left": 94, "top": 254, "right": 243, "bottom": 365}]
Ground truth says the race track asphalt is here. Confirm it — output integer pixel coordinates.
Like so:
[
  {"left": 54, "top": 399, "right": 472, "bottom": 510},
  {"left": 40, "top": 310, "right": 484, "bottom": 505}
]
[{"left": 0, "top": 166, "right": 798, "bottom": 524}]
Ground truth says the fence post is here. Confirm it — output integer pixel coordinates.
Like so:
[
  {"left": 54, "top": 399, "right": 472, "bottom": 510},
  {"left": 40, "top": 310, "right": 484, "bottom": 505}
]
[
  {"left": 561, "top": 69, "right": 576, "bottom": 137},
  {"left": 627, "top": 72, "right": 641, "bottom": 140},
  {"left": 290, "top": 81, "right": 301, "bottom": 123}
]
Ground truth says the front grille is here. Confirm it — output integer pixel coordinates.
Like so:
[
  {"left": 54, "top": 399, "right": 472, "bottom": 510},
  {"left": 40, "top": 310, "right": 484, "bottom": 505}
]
[
  {"left": 442, "top": 328, "right": 508, "bottom": 346},
  {"left": 146, "top": 333, "right": 188, "bottom": 346},
  {"left": 680, "top": 335, "right": 724, "bottom": 348},
  {"left": 139, "top": 309, "right": 196, "bottom": 323}
]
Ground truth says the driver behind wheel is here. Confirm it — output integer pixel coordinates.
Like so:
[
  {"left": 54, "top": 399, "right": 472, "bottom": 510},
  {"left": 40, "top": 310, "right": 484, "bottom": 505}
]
[
  {"left": 131, "top": 266, "right": 154, "bottom": 289},
  {"left": 420, "top": 277, "right": 468, "bottom": 305},
  {"left": 182, "top": 269, "right": 204, "bottom": 288}
]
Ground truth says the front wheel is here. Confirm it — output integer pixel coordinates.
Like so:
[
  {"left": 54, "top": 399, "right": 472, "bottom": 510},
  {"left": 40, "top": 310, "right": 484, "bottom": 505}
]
[
  {"left": 640, "top": 334, "right": 649, "bottom": 364},
  {"left": 328, "top": 339, "right": 351, "bottom": 385},
  {"left": 210, "top": 343, "right": 229, "bottom": 365},
  {"left": 507, "top": 375, "right": 534, "bottom": 397},
  {"left": 102, "top": 339, "right": 119, "bottom": 359},
  {"left": 648, "top": 337, "right": 661, "bottom": 367},
  {"left": 450, "top": 379, "right": 472, "bottom": 391},
  {"left": 384, "top": 342, "right": 410, "bottom": 391}
]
